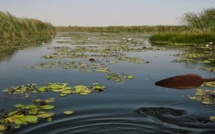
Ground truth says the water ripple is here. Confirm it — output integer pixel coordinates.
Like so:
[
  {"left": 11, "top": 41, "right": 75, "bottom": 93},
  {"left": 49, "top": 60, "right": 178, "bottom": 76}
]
[{"left": 12, "top": 105, "right": 215, "bottom": 134}]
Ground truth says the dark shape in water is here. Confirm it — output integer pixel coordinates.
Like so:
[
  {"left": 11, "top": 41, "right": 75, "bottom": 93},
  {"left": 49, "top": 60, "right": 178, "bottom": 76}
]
[
  {"left": 136, "top": 107, "right": 185, "bottom": 117},
  {"left": 136, "top": 107, "right": 214, "bottom": 133},
  {"left": 89, "top": 58, "right": 95, "bottom": 62},
  {"left": 155, "top": 74, "right": 215, "bottom": 89}
]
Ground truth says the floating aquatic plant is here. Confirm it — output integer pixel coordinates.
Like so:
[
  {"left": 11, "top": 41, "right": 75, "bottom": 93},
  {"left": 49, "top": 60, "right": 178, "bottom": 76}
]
[
  {"left": 0, "top": 82, "right": 106, "bottom": 133},
  {"left": 0, "top": 98, "right": 55, "bottom": 133},
  {"left": 3, "top": 83, "right": 105, "bottom": 97},
  {"left": 197, "top": 67, "right": 215, "bottom": 72},
  {"left": 188, "top": 87, "right": 215, "bottom": 122},
  {"left": 188, "top": 88, "right": 215, "bottom": 105},
  {"left": 63, "top": 110, "right": 74, "bottom": 115},
  {"left": 201, "top": 82, "right": 215, "bottom": 88},
  {"left": 25, "top": 33, "right": 152, "bottom": 85},
  {"left": 106, "top": 73, "right": 134, "bottom": 82}
]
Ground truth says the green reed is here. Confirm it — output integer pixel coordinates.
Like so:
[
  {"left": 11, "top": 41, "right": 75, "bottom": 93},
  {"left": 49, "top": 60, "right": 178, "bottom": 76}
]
[
  {"left": 180, "top": 8, "right": 215, "bottom": 32},
  {"left": 149, "top": 32, "right": 215, "bottom": 44},
  {"left": 150, "top": 8, "right": 215, "bottom": 44},
  {"left": 0, "top": 11, "right": 56, "bottom": 41},
  {"left": 55, "top": 25, "right": 185, "bottom": 33}
]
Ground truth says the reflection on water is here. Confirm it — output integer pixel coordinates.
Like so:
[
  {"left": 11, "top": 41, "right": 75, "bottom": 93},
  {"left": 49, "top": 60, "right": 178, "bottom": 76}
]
[
  {"left": 0, "top": 32, "right": 215, "bottom": 134},
  {"left": 0, "top": 36, "right": 54, "bottom": 62}
]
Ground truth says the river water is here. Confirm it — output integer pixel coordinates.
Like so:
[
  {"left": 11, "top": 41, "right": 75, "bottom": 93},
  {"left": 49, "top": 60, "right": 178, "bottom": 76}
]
[{"left": 0, "top": 32, "right": 215, "bottom": 134}]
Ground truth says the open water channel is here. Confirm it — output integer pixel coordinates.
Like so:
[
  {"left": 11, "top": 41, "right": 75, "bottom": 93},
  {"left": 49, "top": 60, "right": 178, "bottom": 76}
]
[{"left": 0, "top": 32, "right": 215, "bottom": 134}]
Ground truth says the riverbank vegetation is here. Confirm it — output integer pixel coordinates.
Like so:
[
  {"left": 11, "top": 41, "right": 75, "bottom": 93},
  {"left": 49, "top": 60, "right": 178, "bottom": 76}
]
[
  {"left": 150, "top": 8, "right": 215, "bottom": 44},
  {"left": 0, "top": 11, "right": 56, "bottom": 56},
  {"left": 0, "top": 11, "right": 55, "bottom": 41},
  {"left": 149, "top": 31, "right": 215, "bottom": 44},
  {"left": 55, "top": 25, "right": 185, "bottom": 33}
]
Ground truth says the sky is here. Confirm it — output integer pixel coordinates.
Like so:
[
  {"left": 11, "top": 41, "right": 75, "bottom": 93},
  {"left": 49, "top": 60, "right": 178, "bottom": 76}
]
[{"left": 0, "top": 0, "right": 214, "bottom": 26}]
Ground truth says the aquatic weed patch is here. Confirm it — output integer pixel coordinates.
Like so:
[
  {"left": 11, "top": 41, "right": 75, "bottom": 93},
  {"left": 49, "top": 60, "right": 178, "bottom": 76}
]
[
  {"left": 168, "top": 43, "right": 215, "bottom": 72},
  {"left": 106, "top": 73, "right": 134, "bottom": 82},
  {"left": 0, "top": 11, "right": 55, "bottom": 41},
  {"left": 3, "top": 83, "right": 105, "bottom": 97},
  {"left": 25, "top": 33, "right": 154, "bottom": 82},
  {"left": 0, "top": 98, "right": 55, "bottom": 133},
  {"left": 188, "top": 82, "right": 215, "bottom": 122},
  {"left": 0, "top": 82, "right": 105, "bottom": 133}
]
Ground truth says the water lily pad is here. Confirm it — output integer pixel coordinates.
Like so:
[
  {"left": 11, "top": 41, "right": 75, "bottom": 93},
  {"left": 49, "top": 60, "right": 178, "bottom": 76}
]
[
  {"left": 63, "top": 110, "right": 74, "bottom": 115},
  {"left": 14, "top": 125, "right": 21, "bottom": 129},
  {"left": 209, "top": 116, "right": 215, "bottom": 121},
  {"left": 38, "top": 87, "right": 46, "bottom": 92},
  {"left": 127, "top": 75, "right": 134, "bottom": 79},
  {"left": 33, "top": 99, "right": 42, "bottom": 103},
  {"left": 93, "top": 84, "right": 106, "bottom": 91},
  {"left": 13, "top": 114, "right": 28, "bottom": 125},
  {"left": 47, "top": 117, "right": 52, "bottom": 122},
  {"left": 37, "top": 112, "right": 54, "bottom": 118},
  {"left": 14, "top": 104, "right": 24, "bottom": 108},
  {"left": 23, "top": 104, "right": 37, "bottom": 110},
  {"left": 189, "top": 88, "right": 215, "bottom": 106},
  {"left": 106, "top": 75, "right": 111, "bottom": 80},
  {"left": 74, "top": 85, "right": 91, "bottom": 95},
  {"left": 61, "top": 89, "right": 72, "bottom": 94},
  {"left": 40, "top": 105, "right": 55, "bottom": 110},
  {"left": 29, "top": 108, "right": 39, "bottom": 115},
  {"left": 26, "top": 115, "right": 38, "bottom": 123},
  {"left": 0, "top": 125, "right": 6, "bottom": 131},
  {"left": 59, "top": 93, "right": 68, "bottom": 97},
  {"left": 202, "top": 82, "right": 215, "bottom": 88},
  {"left": 45, "top": 98, "right": 56, "bottom": 103}
]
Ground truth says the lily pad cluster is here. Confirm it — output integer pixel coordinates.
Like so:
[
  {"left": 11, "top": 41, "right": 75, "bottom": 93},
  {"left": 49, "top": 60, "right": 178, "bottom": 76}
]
[
  {"left": 171, "top": 52, "right": 215, "bottom": 64},
  {"left": 106, "top": 73, "right": 134, "bottom": 82},
  {"left": 25, "top": 33, "right": 153, "bottom": 83},
  {"left": 0, "top": 98, "right": 55, "bottom": 133},
  {"left": 168, "top": 43, "right": 215, "bottom": 73},
  {"left": 26, "top": 60, "right": 110, "bottom": 72},
  {"left": 201, "top": 82, "right": 215, "bottom": 88},
  {"left": 42, "top": 45, "right": 145, "bottom": 64},
  {"left": 3, "top": 83, "right": 105, "bottom": 97},
  {"left": 196, "top": 67, "right": 215, "bottom": 72},
  {"left": 0, "top": 82, "right": 105, "bottom": 133},
  {"left": 188, "top": 82, "right": 215, "bottom": 122},
  {"left": 189, "top": 88, "right": 215, "bottom": 105}
]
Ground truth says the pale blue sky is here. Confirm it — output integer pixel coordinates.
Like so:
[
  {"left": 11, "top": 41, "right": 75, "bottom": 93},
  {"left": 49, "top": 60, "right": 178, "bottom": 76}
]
[{"left": 0, "top": 0, "right": 214, "bottom": 26}]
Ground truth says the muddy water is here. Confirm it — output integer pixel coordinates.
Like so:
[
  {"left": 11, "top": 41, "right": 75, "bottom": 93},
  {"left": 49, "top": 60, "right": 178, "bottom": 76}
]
[{"left": 0, "top": 32, "right": 215, "bottom": 134}]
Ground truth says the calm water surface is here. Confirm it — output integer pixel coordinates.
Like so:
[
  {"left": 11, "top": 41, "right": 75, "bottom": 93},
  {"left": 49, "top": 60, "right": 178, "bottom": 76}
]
[{"left": 1, "top": 32, "right": 215, "bottom": 134}]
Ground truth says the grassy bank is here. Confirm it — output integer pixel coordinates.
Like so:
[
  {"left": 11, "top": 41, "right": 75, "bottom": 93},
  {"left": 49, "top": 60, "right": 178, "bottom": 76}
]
[
  {"left": 0, "top": 11, "right": 56, "bottom": 57},
  {"left": 0, "top": 36, "right": 53, "bottom": 57},
  {"left": 55, "top": 25, "right": 185, "bottom": 33},
  {"left": 149, "top": 31, "right": 215, "bottom": 44},
  {"left": 0, "top": 11, "right": 56, "bottom": 41},
  {"left": 150, "top": 8, "right": 215, "bottom": 44}
]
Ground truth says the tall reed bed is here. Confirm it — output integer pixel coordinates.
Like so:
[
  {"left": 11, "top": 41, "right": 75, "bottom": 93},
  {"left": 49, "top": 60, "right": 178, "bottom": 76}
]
[
  {"left": 149, "top": 31, "right": 215, "bottom": 44},
  {"left": 0, "top": 11, "right": 55, "bottom": 41},
  {"left": 150, "top": 8, "right": 215, "bottom": 44},
  {"left": 180, "top": 8, "right": 215, "bottom": 32},
  {"left": 55, "top": 25, "right": 186, "bottom": 33}
]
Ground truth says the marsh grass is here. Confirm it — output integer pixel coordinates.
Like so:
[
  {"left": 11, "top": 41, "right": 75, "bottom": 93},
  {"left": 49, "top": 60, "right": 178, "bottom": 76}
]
[
  {"left": 149, "top": 31, "right": 215, "bottom": 44},
  {"left": 180, "top": 8, "right": 215, "bottom": 32},
  {"left": 55, "top": 25, "right": 186, "bottom": 33},
  {"left": 0, "top": 36, "right": 53, "bottom": 57},
  {"left": 150, "top": 8, "right": 215, "bottom": 44},
  {"left": 0, "top": 11, "right": 55, "bottom": 41}
]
